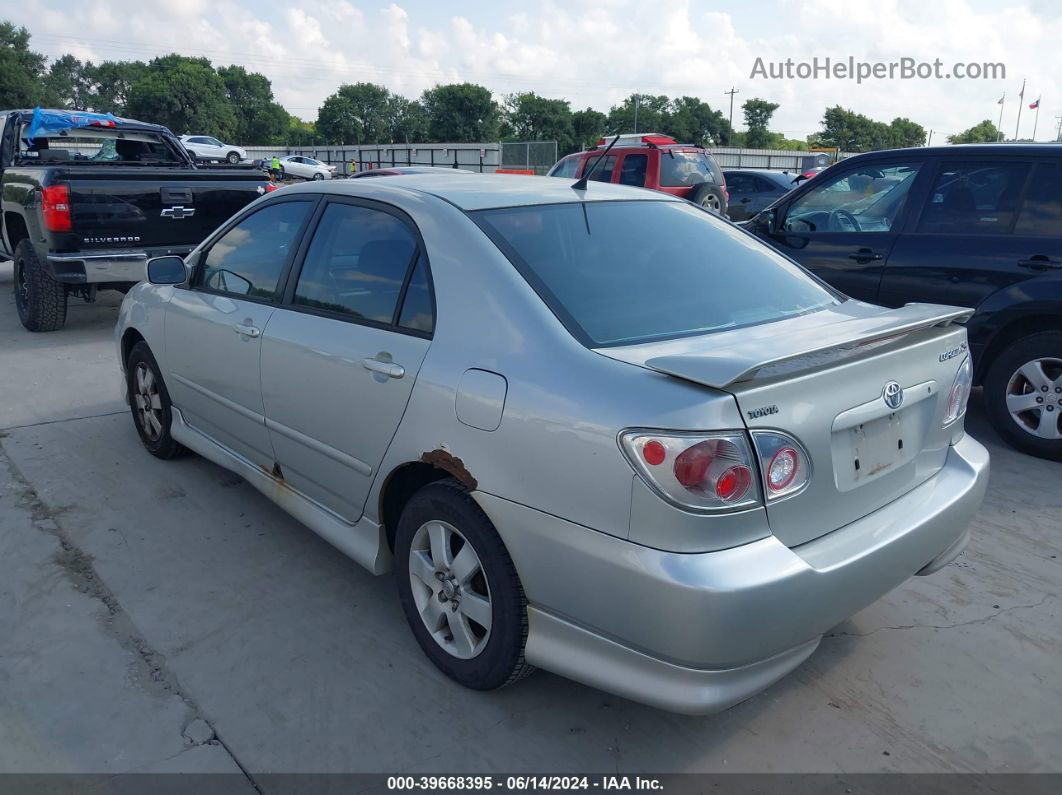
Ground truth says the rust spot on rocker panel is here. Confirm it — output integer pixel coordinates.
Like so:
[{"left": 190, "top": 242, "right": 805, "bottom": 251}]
[{"left": 420, "top": 449, "right": 478, "bottom": 491}]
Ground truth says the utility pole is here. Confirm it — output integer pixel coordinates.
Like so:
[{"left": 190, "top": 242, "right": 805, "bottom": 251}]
[
  {"left": 1056, "top": 114, "right": 1062, "bottom": 142},
  {"left": 724, "top": 88, "right": 739, "bottom": 146},
  {"left": 927, "top": 130, "right": 934, "bottom": 146},
  {"left": 633, "top": 95, "right": 639, "bottom": 134}
]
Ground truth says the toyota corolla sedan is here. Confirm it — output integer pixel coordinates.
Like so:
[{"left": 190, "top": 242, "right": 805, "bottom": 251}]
[{"left": 116, "top": 174, "right": 988, "bottom": 714}]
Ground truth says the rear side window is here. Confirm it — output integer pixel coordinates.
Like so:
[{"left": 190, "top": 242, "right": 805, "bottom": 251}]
[
  {"left": 199, "top": 201, "right": 312, "bottom": 299},
  {"left": 548, "top": 155, "right": 580, "bottom": 179},
  {"left": 619, "top": 154, "right": 648, "bottom": 186},
  {"left": 398, "top": 255, "right": 435, "bottom": 333},
  {"left": 476, "top": 200, "right": 838, "bottom": 347},
  {"left": 917, "top": 161, "right": 1030, "bottom": 235},
  {"left": 293, "top": 203, "right": 419, "bottom": 326},
  {"left": 583, "top": 155, "right": 616, "bottom": 183},
  {"left": 660, "top": 151, "right": 715, "bottom": 187},
  {"left": 1015, "top": 163, "right": 1062, "bottom": 237}
]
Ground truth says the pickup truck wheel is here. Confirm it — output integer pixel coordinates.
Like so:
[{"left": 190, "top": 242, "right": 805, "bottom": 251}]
[
  {"left": 126, "top": 341, "right": 186, "bottom": 460},
  {"left": 226, "top": 151, "right": 241, "bottom": 164},
  {"left": 984, "top": 332, "right": 1062, "bottom": 460},
  {"left": 395, "top": 479, "right": 534, "bottom": 690},
  {"left": 14, "top": 240, "right": 67, "bottom": 332}
]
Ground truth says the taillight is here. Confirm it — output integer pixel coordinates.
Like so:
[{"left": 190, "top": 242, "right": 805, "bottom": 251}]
[
  {"left": 752, "top": 432, "right": 812, "bottom": 500},
  {"left": 42, "top": 184, "right": 72, "bottom": 232},
  {"left": 621, "top": 431, "right": 760, "bottom": 511},
  {"left": 943, "top": 356, "right": 973, "bottom": 427},
  {"left": 264, "top": 183, "right": 279, "bottom": 193}
]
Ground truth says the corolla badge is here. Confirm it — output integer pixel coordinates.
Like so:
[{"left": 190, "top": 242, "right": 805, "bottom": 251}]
[{"left": 882, "top": 381, "right": 904, "bottom": 410}]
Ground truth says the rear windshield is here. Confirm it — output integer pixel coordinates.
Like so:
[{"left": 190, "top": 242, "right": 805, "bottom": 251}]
[
  {"left": 660, "top": 151, "right": 718, "bottom": 187},
  {"left": 16, "top": 127, "right": 184, "bottom": 165},
  {"left": 474, "top": 200, "right": 838, "bottom": 347}
]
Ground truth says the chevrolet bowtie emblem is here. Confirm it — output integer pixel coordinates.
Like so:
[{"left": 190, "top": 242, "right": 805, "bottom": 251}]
[{"left": 161, "top": 206, "right": 195, "bottom": 220}]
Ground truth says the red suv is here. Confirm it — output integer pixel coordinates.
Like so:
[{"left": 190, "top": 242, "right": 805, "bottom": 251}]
[{"left": 547, "top": 134, "right": 729, "bottom": 214}]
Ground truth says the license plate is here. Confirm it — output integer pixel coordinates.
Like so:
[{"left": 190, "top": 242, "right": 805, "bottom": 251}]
[{"left": 850, "top": 412, "right": 903, "bottom": 481}]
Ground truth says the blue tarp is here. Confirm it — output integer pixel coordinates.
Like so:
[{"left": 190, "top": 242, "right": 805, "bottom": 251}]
[{"left": 23, "top": 107, "right": 121, "bottom": 142}]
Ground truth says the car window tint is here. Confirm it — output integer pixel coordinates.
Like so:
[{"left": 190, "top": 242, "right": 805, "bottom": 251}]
[
  {"left": 756, "top": 176, "right": 783, "bottom": 192},
  {"left": 549, "top": 155, "right": 580, "bottom": 178},
  {"left": 398, "top": 254, "right": 435, "bottom": 333},
  {"left": 918, "top": 161, "right": 1030, "bottom": 235},
  {"left": 1014, "top": 163, "right": 1061, "bottom": 236},
  {"left": 584, "top": 155, "right": 616, "bottom": 182},
  {"left": 784, "top": 162, "right": 922, "bottom": 233},
  {"left": 200, "top": 201, "right": 311, "bottom": 299},
  {"left": 659, "top": 151, "right": 715, "bottom": 187},
  {"left": 618, "top": 154, "right": 648, "bottom": 186},
  {"left": 294, "top": 203, "right": 418, "bottom": 324},
  {"left": 725, "top": 173, "right": 755, "bottom": 193},
  {"left": 477, "top": 200, "right": 838, "bottom": 347}
]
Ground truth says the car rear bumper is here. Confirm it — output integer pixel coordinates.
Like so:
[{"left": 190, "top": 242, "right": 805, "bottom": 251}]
[{"left": 476, "top": 433, "right": 989, "bottom": 714}]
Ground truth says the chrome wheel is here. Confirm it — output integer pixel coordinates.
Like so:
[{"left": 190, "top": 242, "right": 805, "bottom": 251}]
[
  {"left": 408, "top": 520, "right": 492, "bottom": 660},
  {"left": 133, "top": 362, "right": 164, "bottom": 442},
  {"left": 1006, "top": 357, "right": 1062, "bottom": 440}
]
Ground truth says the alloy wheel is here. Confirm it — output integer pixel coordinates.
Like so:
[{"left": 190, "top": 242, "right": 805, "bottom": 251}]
[
  {"left": 1005, "top": 357, "right": 1062, "bottom": 440},
  {"left": 701, "top": 195, "right": 722, "bottom": 213},
  {"left": 133, "top": 362, "right": 164, "bottom": 442},
  {"left": 408, "top": 520, "right": 492, "bottom": 660}
]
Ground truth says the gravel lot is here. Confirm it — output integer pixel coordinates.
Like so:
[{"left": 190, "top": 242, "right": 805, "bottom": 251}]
[{"left": 0, "top": 260, "right": 1059, "bottom": 781}]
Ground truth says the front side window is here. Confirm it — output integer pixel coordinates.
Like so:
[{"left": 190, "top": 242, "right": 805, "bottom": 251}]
[
  {"left": 549, "top": 154, "right": 580, "bottom": 179},
  {"left": 199, "top": 201, "right": 311, "bottom": 299},
  {"left": 659, "top": 151, "right": 715, "bottom": 187},
  {"left": 476, "top": 200, "right": 838, "bottom": 347},
  {"left": 293, "top": 203, "right": 418, "bottom": 325},
  {"left": 725, "top": 173, "right": 757, "bottom": 193},
  {"left": 784, "top": 162, "right": 922, "bottom": 233},
  {"left": 918, "top": 161, "right": 1031, "bottom": 235},
  {"left": 206, "top": 137, "right": 223, "bottom": 147},
  {"left": 1015, "top": 163, "right": 1062, "bottom": 236}
]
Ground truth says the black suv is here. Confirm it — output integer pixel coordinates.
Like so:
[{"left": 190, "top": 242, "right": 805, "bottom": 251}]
[{"left": 745, "top": 144, "right": 1062, "bottom": 460}]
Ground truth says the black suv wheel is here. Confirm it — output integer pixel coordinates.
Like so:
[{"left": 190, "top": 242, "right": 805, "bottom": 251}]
[{"left": 14, "top": 239, "right": 67, "bottom": 332}]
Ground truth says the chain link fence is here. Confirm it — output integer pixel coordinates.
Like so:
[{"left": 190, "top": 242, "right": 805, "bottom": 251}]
[{"left": 500, "top": 141, "right": 559, "bottom": 175}]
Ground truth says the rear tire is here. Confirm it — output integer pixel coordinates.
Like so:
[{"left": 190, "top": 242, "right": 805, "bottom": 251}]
[
  {"left": 14, "top": 239, "right": 67, "bottom": 332},
  {"left": 126, "top": 341, "right": 187, "bottom": 460},
  {"left": 395, "top": 479, "right": 534, "bottom": 690},
  {"left": 983, "top": 331, "right": 1062, "bottom": 460},
  {"left": 690, "top": 183, "right": 726, "bottom": 215}
]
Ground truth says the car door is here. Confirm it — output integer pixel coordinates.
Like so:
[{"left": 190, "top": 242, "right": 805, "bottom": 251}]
[
  {"left": 759, "top": 159, "right": 929, "bottom": 301},
  {"left": 877, "top": 157, "right": 1048, "bottom": 309},
  {"left": 164, "top": 198, "right": 316, "bottom": 471},
  {"left": 260, "top": 198, "right": 434, "bottom": 522},
  {"left": 724, "top": 172, "right": 757, "bottom": 220}
]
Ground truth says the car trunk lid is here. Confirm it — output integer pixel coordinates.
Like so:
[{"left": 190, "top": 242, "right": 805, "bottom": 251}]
[{"left": 599, "top": 301, "right": 973, "bottom": 548}]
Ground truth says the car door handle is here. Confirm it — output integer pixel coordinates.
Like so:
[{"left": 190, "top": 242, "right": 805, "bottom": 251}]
[
  {"left": 361, "top": 357, "right": 405, "bottom": 379},
  {"left": 232, "top": 322, "right": 261, "bottom": 338},
  {"left": 1017, "top": 256, "right": 1062, "bottom": 271},
  {"left": 740, "top": 197, "right": 751, "bottom": 203},
  {"left": 848, "top": 249, "right": 884, "bottom": 263}
]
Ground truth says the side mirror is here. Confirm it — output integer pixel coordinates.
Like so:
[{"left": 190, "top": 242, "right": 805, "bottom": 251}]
[
  {"left": 754, "top": 208, "right": 777, "bottom": 234},
  {"left": 146, "top": 256, "right": 188, "bottom": 285}
]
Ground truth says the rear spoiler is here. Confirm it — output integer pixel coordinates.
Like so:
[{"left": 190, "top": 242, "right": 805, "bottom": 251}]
[{"left": 644, "top": 303, "right": 973, "bottom": 389}]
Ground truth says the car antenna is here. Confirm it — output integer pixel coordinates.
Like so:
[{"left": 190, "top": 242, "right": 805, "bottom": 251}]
[{"left": 572, "top": 135, "right": 621, "bottom": 191}]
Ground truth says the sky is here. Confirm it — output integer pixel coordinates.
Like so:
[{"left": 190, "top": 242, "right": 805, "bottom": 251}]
[{"left": 9, "top": 0, "right": 1062, "bottom": 142}]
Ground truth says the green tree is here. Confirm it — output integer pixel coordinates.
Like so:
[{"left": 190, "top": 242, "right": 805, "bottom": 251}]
[
  {"left": 286, "top": 115, "right": 319, "bottom": 146},
  {"left": 41, "top": 54, "right": 92, "bottom": 109},
  {"left": 501, "top": 92, "right": 574, "bottom": 152},
  {"left": 742, "top": 98, "right": 780, "bottom": 149},
  {"left": 384, "top": 95, "right": 427, "bottom": 143},
  {"left": 421, "top": 83, "right": 499, "bottom": 142},
  {"left": 217, "top": 64, "right": 287, "bottom": 144},
  {"left": 818, "top": 106, "right": 894, "bottom": 152},
  {"left": 571, "top": 108, "right": 607, "bottom": 151},
  {"left": 316, "top": 82, "right": 391, "bottom": 144},
  {"left": 126, "top": 55, "right": 236, "bottom": 137},
  {"left": 0, "top": 21, "right": 47, "bottom": 106},
  {"left": 663, "top": 96, "right": 730, "bottom": 146},
  {"left": 888, "top": 117, "right": 927, "bottom": 148},
  {"left": 606, "top": 94, "right": 669, "bottom": 135},
  {"left": 86, "top": 60, "right": 148, "bottom": 115},
  {"left": 948, "top": 119, "right": 1002, "bottom": 144}
]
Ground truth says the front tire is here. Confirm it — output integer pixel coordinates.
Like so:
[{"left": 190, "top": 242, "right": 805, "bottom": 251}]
[
  {"left": 226, "top": 151, "right": 241, "bottom": 164},
  {"left": 983, "top": 331, "right": 1062, "bottom": 460},
  {"left": 14, "top": 239, "right": 67, "bottom": 332},
  {"left": 312, "top": 172, "right": 324, "bottom": 181},
  {"left": 126, "top": 341, "right": 187, "bottom": 460},
  {"left": 395, "top": 479, "right": 534, "bottom": 690}
]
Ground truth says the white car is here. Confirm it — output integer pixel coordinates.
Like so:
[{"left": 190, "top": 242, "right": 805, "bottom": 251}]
[
  {"left": 179, "top": 135, "right": 247, "bottom": 164},
  {"left": 275, "top": 155, "right": 335, "bottom": 180}
]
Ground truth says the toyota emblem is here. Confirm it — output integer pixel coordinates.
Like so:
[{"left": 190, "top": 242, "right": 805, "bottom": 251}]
[{"left": 882, "top": 381, "right": 904, "bottom": 410}]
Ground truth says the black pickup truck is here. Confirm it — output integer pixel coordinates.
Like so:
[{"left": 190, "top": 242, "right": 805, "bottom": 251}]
[{"left": 0, "top": 108, "right": 273, "bottom": 331}]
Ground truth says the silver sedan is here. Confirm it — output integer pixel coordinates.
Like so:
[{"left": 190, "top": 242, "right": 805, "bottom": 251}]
[{"left": 116, "top": 174, "right": 988, "bottom": 713}]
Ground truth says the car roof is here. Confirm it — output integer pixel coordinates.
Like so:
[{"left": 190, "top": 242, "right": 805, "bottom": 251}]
[
  {"left": 847, "top": 143, "right": 1062, "bottom": 160},
  {"left": 723, "top": 168, "right": 791, "bottom": 177},
  {"left": 276, "top": 172, "right": 679, "bottom": 211}
]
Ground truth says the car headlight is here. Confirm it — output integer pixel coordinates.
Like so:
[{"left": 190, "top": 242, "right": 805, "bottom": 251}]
[{"left": 943, "top": 356, "right": 973, "bottom": 427}]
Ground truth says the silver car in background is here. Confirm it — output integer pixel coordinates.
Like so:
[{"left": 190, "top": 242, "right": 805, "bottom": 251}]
[{"left": 116, "top": 174, "right": 988, "bottom": 714}]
